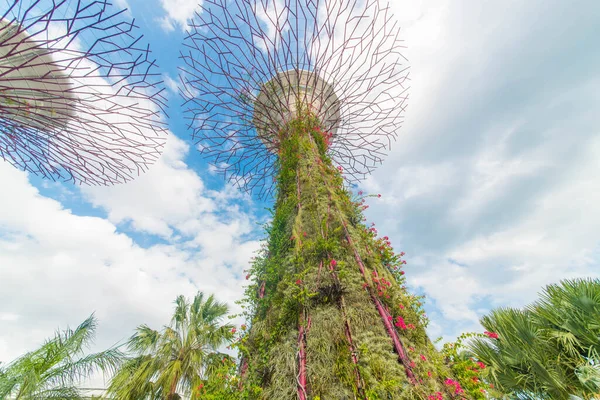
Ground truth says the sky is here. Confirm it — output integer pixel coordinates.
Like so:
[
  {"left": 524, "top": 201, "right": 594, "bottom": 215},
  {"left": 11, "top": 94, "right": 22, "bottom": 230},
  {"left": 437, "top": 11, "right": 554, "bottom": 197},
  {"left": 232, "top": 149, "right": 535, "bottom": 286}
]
[{"left": 1, "top": 0, "right": 600, "bottom": 379}]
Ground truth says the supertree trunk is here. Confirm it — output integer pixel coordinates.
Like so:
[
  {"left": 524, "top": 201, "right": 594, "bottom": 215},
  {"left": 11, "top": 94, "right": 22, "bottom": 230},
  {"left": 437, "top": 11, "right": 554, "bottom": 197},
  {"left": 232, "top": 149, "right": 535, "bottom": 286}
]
[
  {"left": 240, "top": 114, "right": 465, "bottom": 399},
  {"left": 178, "top": 0, "right": 473, "bottom": 397}
]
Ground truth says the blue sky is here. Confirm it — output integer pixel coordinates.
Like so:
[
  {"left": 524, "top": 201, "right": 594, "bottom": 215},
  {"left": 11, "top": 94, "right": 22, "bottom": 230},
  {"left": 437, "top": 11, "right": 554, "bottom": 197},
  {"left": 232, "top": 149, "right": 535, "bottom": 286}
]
[{"left": 1, "top": 0, "right": 600, "bottom": 371}]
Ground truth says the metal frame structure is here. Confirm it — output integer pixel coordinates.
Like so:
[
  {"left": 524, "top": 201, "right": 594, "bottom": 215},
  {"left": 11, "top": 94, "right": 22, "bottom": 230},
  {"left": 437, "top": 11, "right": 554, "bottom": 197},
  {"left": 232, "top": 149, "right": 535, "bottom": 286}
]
[
  {"left": 180, "top": 0, "right": 409, "bottom": 198},
  {"left": 0, "top": 0, "right": 168, "bottom": 185}
]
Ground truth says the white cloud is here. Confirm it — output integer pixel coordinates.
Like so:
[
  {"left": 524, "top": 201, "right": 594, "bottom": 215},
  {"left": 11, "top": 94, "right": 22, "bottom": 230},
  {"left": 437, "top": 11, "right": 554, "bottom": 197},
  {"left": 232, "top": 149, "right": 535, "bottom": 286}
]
[
  {"left": 0, "top": 135, "right": 260, "bottom": 363},
  {"left": 158, "top": 0, "right": 202, "bottom": 32},
  {"left": 112, "top": 0, "right": 131, "bottom": 13},
  {"left": 361, "top": 0, "right": 600, "bottom": 341},
  {"left": 82, "top": 135, "right": 216, "bottom": 238},
  {"left": 163, "top": 74, "right": 180, "bottom": 95},
  {"left": 0, "top": 313, "right": 19, "bottom": 322}
]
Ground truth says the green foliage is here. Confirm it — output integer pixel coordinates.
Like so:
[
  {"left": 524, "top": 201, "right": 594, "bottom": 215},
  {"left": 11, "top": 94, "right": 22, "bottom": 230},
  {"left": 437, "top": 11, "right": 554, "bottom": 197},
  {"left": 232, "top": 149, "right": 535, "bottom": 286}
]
[
  {"left": 0, "top": 314, "right": 123, "bottom": 399},
  {"left": 442, "top": 332, "right": 502, "bottom": 399},
  {"left": 467, "top": 278, "right": 600, "bottom": 400},
  {"left": 238, "top": 113, "right": 467, "bottom": 399},
  {"left": 105, "top": 292, "right": 235, "bottom": 400}
]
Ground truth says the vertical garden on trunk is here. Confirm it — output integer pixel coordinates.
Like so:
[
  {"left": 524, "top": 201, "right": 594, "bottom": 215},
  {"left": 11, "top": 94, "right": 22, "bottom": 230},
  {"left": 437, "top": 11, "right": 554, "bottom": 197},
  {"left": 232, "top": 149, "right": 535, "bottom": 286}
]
[
  {"left": 238, "top": 112, "right": 467, "bottom": 399},
  {"left": 177, "top": 0, "right": 474, "bottom": 397}
]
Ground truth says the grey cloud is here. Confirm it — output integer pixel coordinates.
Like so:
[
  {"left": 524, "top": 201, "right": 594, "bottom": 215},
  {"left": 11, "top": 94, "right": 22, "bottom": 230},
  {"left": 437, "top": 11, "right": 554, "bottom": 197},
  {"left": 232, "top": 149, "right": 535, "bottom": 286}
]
[{"left": 363, "top": 0, "right": 600, "bottom": 337}]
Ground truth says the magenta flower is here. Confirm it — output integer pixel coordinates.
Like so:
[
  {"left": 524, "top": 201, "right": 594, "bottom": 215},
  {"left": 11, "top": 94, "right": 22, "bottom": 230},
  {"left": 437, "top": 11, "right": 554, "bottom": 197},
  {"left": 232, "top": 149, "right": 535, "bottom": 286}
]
[
  {"left": 484, "top": 331, "right": 499, "bottom": 339},
  {"left": 394, "top": 316, "right": 407, "bottom": 330}
]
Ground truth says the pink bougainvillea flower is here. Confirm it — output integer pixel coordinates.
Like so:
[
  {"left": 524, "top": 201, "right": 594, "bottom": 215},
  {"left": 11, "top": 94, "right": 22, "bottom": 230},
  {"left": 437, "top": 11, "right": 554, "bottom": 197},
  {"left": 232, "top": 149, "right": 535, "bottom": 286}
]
[
  {"left": 407, "top": 324, "right": 415, "bottom": 330},
  {"left": 358, "top": 190, "right": 363, "bottom": 195},
  {"left": 410, "top": 361, "right": 416, "bottom": 368},
  {"left": 394, "top": 316, "right": 407, "bottom": 330},
  {"left": 245, "top": 274, "right": 251, "bottom": 280},
  {"left": 377, "top": 194, "right": 381, "bottom": 198},
  {"left": 427, "top": 371, "right": 432, "bottom": 378},
  {"left": 330, "top": 259, "right": 337, "bottom": 268},
  {"left": 337, "top": 166, "right": 343, "bottom": 172},
  {"left": 484, "top": 331, "right": 499, "bottom": 339},
  {"left": 445, "top": 378, "right": 465, "bottom": 395},
  {"left": 477, "top": 361, "right": 486, "bottom": 369},
  {"left": 231, "top": 327, "right": 237, "bottom": 334},
  {"left": 295, "top": 279, "right": 302, "bottom": 285},
  {"left": 420, "top": 354, "right": 427, "bottom": 362}
]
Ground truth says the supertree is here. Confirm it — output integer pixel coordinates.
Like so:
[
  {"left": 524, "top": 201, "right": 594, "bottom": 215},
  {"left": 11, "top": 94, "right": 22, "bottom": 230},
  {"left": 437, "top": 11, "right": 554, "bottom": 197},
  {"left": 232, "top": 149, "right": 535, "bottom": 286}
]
[
  {"left": 0, "top": 0, "right": 168, "bottom": 185},
  {"left": 180, "top": 0, "right": 473, "bottom": 399}
]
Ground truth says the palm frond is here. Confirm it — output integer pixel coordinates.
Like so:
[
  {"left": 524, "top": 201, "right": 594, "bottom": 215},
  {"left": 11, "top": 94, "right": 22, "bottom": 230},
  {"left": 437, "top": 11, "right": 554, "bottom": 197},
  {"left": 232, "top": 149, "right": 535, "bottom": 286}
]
[{"left": 106, "top": 291, "right": 233, "bottom": 399}]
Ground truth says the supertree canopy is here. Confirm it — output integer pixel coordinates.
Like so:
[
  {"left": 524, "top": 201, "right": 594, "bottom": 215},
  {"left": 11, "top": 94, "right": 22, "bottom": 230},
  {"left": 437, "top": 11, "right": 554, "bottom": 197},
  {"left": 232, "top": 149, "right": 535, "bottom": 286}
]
[
  {"left": 180, "top": 0, "right": 409, "bottom": 198},
  {"left": 181, "top": 0, "right": 476, "bottom": 399},
  {"left": 0, "top": 0, "right": 168, "bottom": 185}
]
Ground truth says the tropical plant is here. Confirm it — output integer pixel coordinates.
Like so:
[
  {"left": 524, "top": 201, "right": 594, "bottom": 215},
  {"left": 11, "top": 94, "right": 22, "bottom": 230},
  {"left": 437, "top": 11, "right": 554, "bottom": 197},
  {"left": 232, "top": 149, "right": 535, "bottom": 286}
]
[
  {"left": 105, "top": 292, "right": 236, "bottom": 399},
  {"left": 0, "top": 314, "right": 123, "bottom": 399},
  {"left": 468, "top": 278, "right": 600, "bottom": 400},
  {"left": 442, "top": 332, "right": 503, "bottom": 399}
]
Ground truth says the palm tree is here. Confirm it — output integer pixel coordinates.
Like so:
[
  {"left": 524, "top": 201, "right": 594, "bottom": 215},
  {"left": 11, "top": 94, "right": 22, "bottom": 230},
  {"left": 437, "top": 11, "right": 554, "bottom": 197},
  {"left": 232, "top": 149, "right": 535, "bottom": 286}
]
[
  {"left": 468, "top": 278, "right": 600, "bottom": 400},
  {"left": 105, "top": 292, "right": 235, "bottom": 399},
  {"left": 0, "top": 314, "right": 123, "bottom": 399}
]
